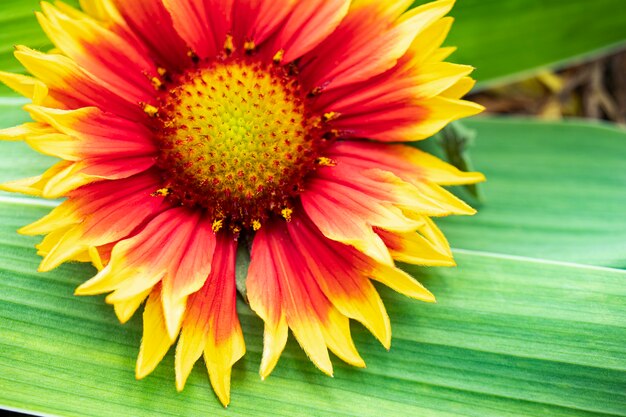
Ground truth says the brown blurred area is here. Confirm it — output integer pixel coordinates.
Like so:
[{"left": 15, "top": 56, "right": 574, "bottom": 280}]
[{"left": 469, "top": 50, "right": 626, "bottom": 125}]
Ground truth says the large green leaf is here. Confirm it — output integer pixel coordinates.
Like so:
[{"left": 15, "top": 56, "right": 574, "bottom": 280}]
[
  {"left": 438, "top": 118, "right": 626, "bottom": 269},
  {"left": 1, "top": 202, "right": 625, "bottom": 416},
  {"left": 1, "top": 103, "right": 626, "bottom": 415},
  {"left": 2, "top": 0, "right": 626, "bottom": 94}
]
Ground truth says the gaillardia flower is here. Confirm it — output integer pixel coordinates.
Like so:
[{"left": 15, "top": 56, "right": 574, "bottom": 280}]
[{"left": 0, "top": 0, "right": 484, "bottom": 406}]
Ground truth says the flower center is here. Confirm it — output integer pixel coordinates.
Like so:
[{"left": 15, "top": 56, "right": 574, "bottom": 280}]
[{"left": 155, "top": 59, "right": 324, "bottom": 229}]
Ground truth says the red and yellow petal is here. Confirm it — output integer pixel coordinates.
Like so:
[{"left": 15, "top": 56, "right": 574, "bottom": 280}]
[
  {"left": 75, "top": 207, "right": 216, "bottom": 335},
  {"left": 245, "top": 225, "right": 288, "bottom": 377},
  {"left": 328, "top": 141, "right": 480, "bottom": 218},
  {"left": 0, "top": 103, "right": 157, "bottom": 195},
  {"left": 175, "top": 232, "right": 245, "bottom": 406},
  {"left": 286, "top": 212, "right": 391, "bottom": 348},
  {"left": 301, "top": 0, "right": 453, "bottom": 92},
  {"left": 232, "top": 0, "right": 297, "bottom": 48},
  {"left": 328, "top": 140, "right": 485, "bottom": 186},
  {"left": 22, "top": 105, "right": 157, "bottom": 160},
  {"left": 321, "top": 94, "right": 483, "bottom": 142},
  {"left": 307, "top": 0, "right": 483, "bottom": 142},
  {"left": 112, "top": 0, "right": 190, "bottom": 70},
  {"left": 13, "top": 46, "right": 146, "bottom": 119},
  {"left": 248, "top": 221, "right": 364, "bottom": 378},
  {"left": 163, "top": 0, "right": 233, "bottom": 60},
  {"left": 376, "top": 226, "right": 455, "bottom": 267},
  {"left": 38, "top": 2, "right": 158, "bottom": 103},
  {"left": 270, "top": 0, "right": 350, "bottom": 63},
  {"left": 401, "top": 96, "right": 484, "bottom": 141},
  {"left": 0, "top": 154, "right": 156, "bottom": 199},
  {"left": 19, "top": 171, "right": 169, "bottom": 271},
  {"left": 302, "top": 160, "right": 458, "bottom": 264}
]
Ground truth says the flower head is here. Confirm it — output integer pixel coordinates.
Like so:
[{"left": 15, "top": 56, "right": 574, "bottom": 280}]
[{"left": 0, "top": 0, "right": 484, "bottom": 406}]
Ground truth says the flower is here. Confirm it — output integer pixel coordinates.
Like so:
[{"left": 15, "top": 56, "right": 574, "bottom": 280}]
[{"left": 0, "top": 0, "right": 484, "bottom": 406}]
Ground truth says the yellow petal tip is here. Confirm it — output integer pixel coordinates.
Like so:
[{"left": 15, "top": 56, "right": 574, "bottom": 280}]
[
  {"left": 17, "top": 226, "right": 36, "bottom": 236},
  {"left": 73, "top": 285, "right": 88, "bottom": 296},
  {"left": 381, "top": 338, "right": 391, "bottom": 351},
  {"left": 218, "top": 395, "right": 230, "bottom": 408},
  {"left": 37, "top": 260, "right": 56, "bottom": 273},
  {"left": 259, "top": 368, "right": 271, "bottom": 381},
  {"left": 175, "top": 382, "right": 185, "bottom": 393},
  {"left": 135, "top": 362, "right": 150, "bottom": 381},
  {"left": 424, "top": 292, "right": 437, "bottom": 303}
]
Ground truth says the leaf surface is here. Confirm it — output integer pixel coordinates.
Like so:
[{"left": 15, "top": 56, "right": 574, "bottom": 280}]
[{"left": 0, "top": 112, "right": 625, "bottom": 415}]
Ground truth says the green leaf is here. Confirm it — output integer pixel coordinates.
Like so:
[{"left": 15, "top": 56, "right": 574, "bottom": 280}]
[
  {"left": 437, "top": 117, "right": 626, "bottom": 269},
  {"left": 412, "top": 0, "right": 626, "bottom": 88},
  {"left": 0, "top": 1, "right": 77, "bottom": 96},
  {"left": 1, "top": 203, "right": 625, "bottom": 416},
  {"left": 431, "top": 122, "right": 484, "bottom": 202},
  {"left": 0, "top": 99, "right": 57, "bottom": 199},
  {"left": 1, "top": 100, "right": 626, "bottom": 415},
  {"left": 0, "top": 97, "right": 29, "bottom": 126}
]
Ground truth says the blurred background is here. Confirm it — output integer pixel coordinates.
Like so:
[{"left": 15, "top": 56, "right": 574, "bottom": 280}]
[{"left": 413, "top": 0, "right": 626, "bottom": 124}]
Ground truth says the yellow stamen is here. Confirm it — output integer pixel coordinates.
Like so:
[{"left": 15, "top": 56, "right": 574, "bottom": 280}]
[
  {"left": 224, "top": 35, "right": 234, "bottom": 54},
  {"left": 273, "top": 50, "right": 284, "bottom": 64},
  {"left": 316, "top": 157, "right": 336, "bottom": 167},
  {"left": 157, "top": 67, "right": 167, "bottom": 77},
  {"left": 281, "top": 208, "right": 293, "bottom": 222},
  {"left": 244, "top": 40, "right": 256, "bottom": 53},
  {"left": 143, "top": 104, "right": 159, "bottom": 117},
  {"left": 212, "top": 219, "right": 224, "bottom": 233},
  {"left": 323, "top": 112, "right": 340, "bottom": 122},
  {"left": 151, "top": 77, "right": 163, "bottom": 90},
  {"left": 252, "top": 220, "right": 262, "bottom": 231},
  {"left": 151, "top": 188, "right": 170, "bottom": 197}
]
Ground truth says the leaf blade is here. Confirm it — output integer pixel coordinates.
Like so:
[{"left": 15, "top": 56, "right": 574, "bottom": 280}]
[
  {"left": 437, "top": 117, "right": 626, "bottom": 268},
  {"left": 1, "top": 210, "right": 625, "bottom": 416}
]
